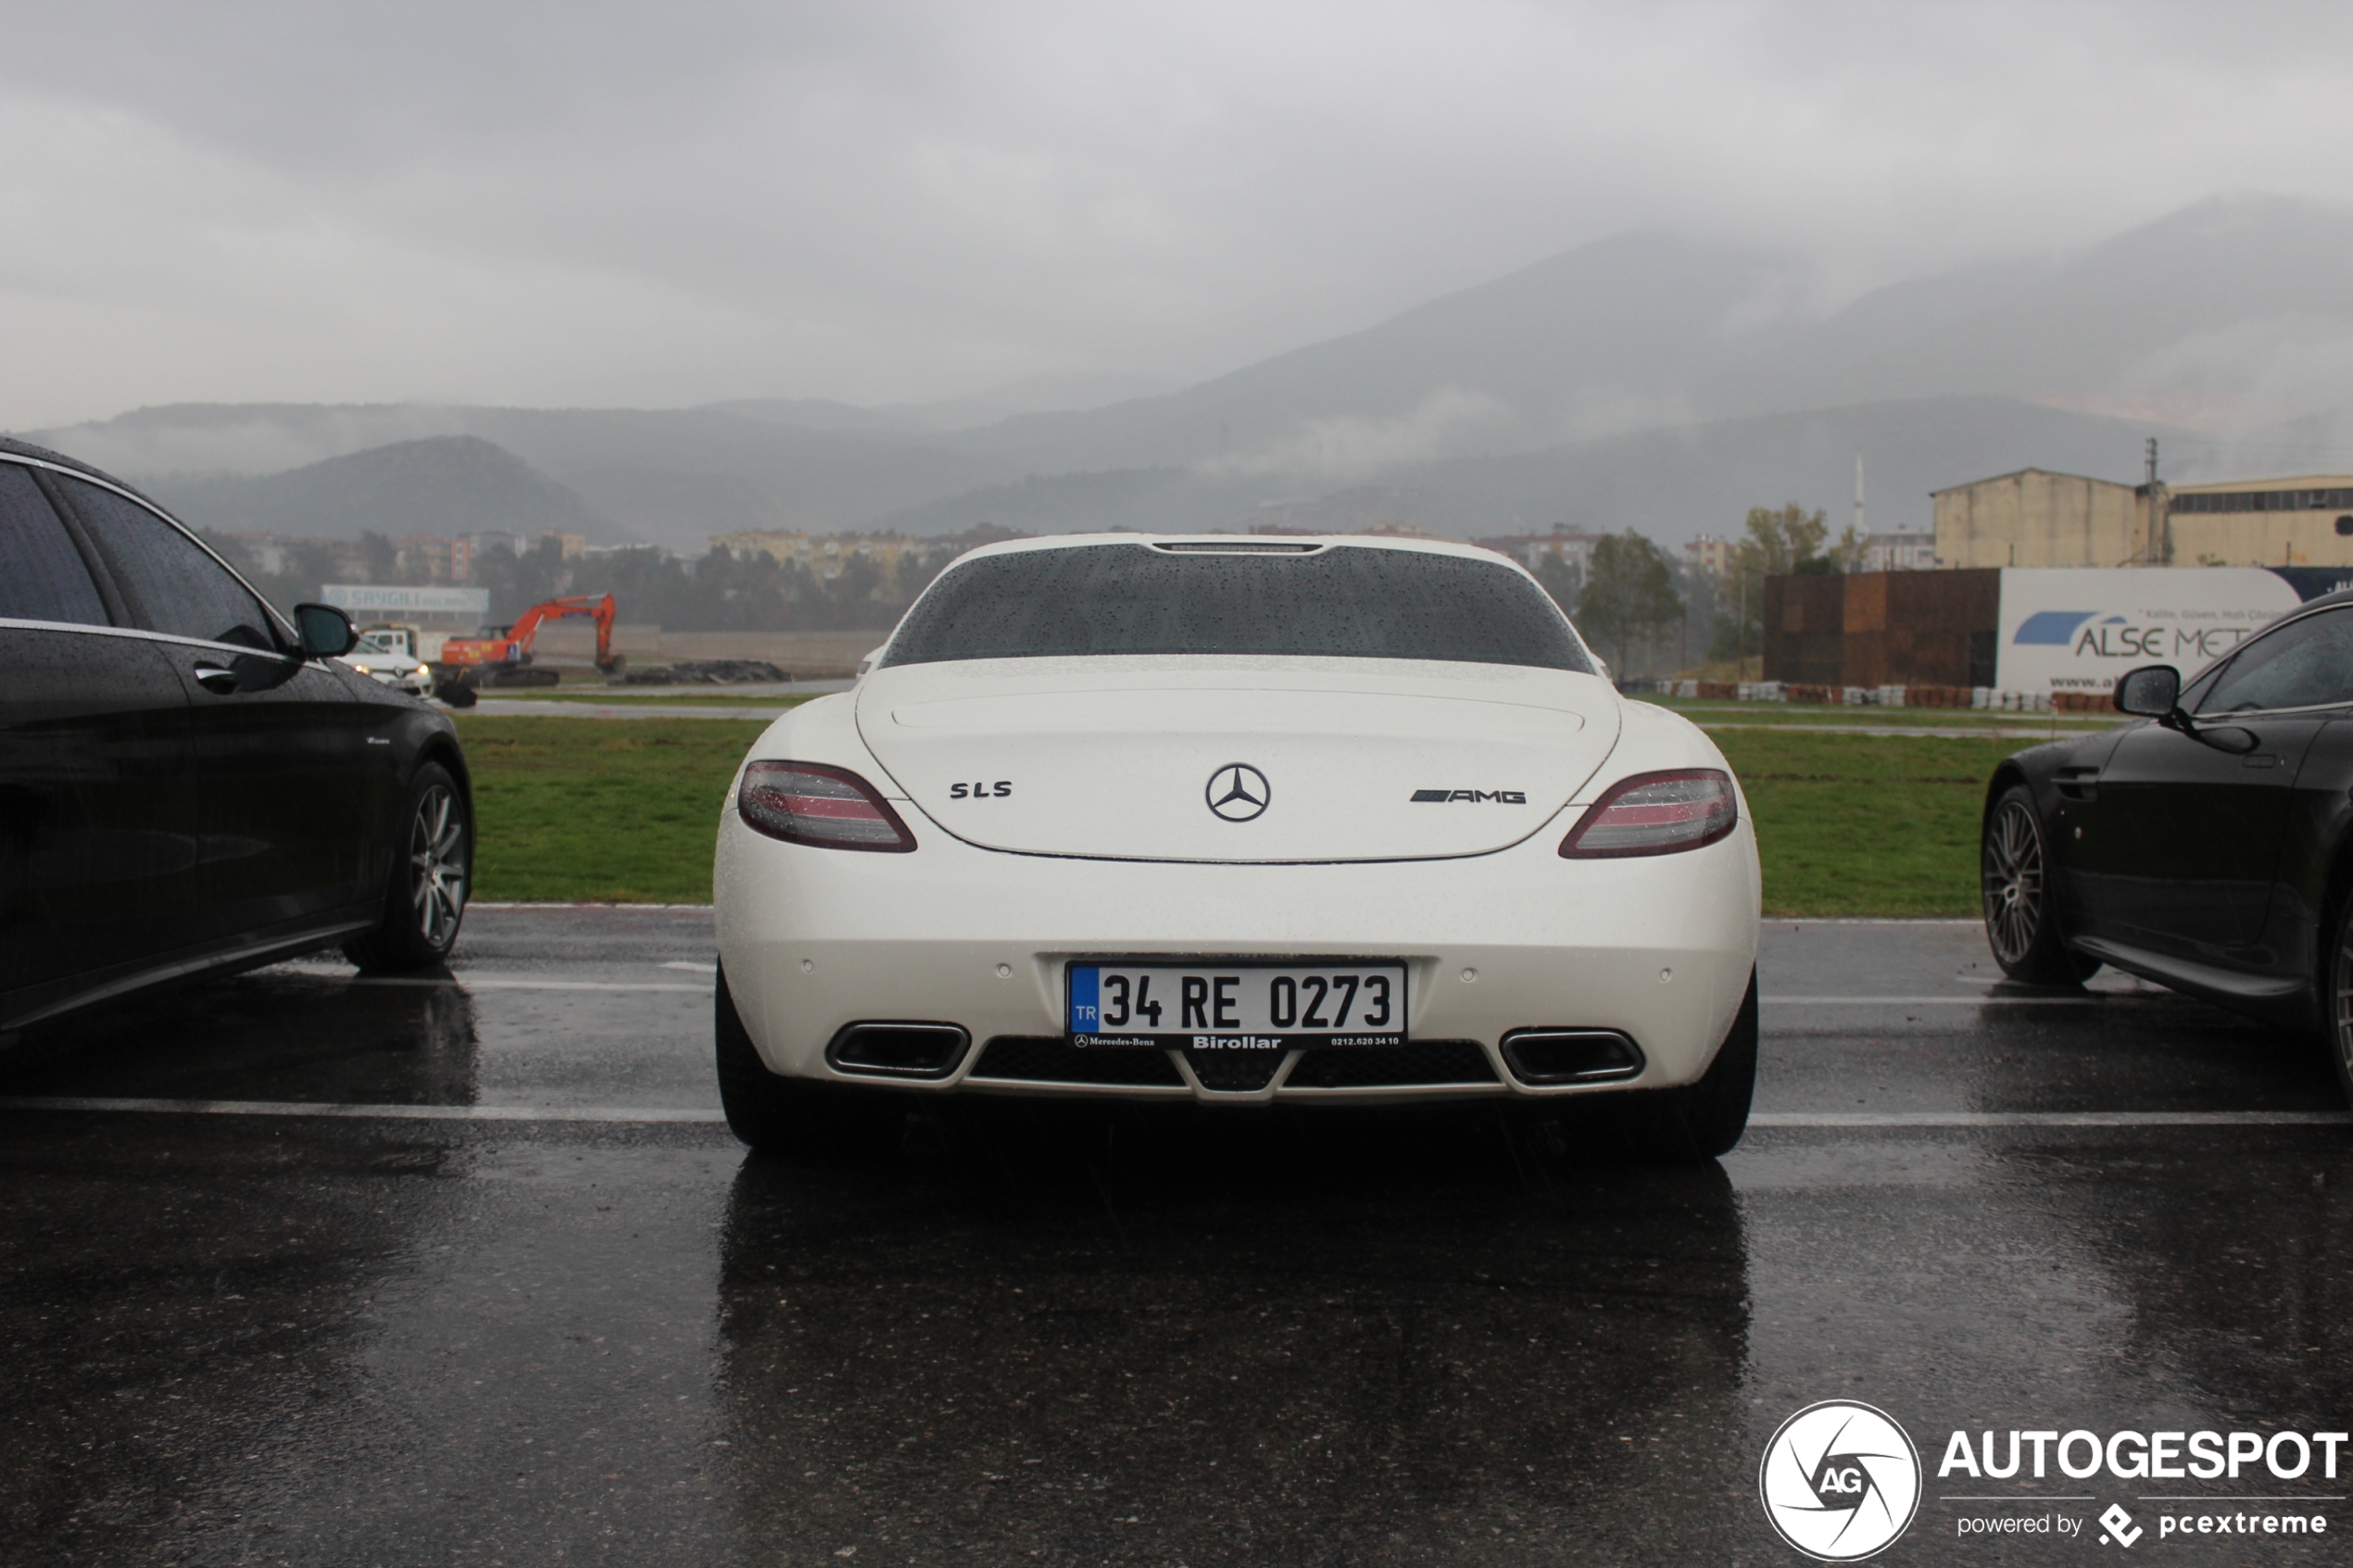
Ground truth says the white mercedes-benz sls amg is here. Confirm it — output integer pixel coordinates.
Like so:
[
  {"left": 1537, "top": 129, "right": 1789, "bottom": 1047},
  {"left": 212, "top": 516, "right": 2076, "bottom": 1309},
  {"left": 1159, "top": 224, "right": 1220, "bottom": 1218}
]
[{"left": 712, "top": 533, "right": 1761, "bottom": 1160}]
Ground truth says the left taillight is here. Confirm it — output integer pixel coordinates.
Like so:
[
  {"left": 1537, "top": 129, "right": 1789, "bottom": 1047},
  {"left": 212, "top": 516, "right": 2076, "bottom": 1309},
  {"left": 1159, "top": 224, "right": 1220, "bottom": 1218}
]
[
  {"left": 737, "top": 760, "right": 917, "bottom": 852},
  {"left": 1559, "top": 769, "right": 1737, "bottom": 859}
]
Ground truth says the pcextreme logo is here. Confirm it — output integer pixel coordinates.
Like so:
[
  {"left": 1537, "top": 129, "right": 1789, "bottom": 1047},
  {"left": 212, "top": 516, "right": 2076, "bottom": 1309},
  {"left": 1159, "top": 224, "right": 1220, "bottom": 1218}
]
[{"left": 1759, "top": 1401, "right": 1923, "bottom": 1561}]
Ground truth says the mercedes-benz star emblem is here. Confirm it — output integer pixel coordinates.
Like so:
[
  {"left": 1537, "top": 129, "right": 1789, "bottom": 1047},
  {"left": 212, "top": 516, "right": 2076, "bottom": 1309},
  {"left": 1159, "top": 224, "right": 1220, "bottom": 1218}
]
[{"left": 1205, "top": 763, "right": 1270, "bottom": 822}]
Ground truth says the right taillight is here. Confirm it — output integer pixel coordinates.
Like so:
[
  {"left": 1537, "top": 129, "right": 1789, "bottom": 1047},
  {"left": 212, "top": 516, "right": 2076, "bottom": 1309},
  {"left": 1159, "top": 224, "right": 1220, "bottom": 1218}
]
[
  {"left": 1559, "top": 769, "right": 1737, "bottom": 859},
  {"left": 737, "top": 760, "right": 916, "bottom": 852}
]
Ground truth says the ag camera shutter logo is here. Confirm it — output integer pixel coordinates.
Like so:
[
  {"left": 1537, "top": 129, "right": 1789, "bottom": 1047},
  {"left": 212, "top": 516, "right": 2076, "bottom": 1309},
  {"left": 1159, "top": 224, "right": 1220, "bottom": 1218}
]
[{"left": 1759, "top": 1400, "right": 1922, "bottom": 1561}]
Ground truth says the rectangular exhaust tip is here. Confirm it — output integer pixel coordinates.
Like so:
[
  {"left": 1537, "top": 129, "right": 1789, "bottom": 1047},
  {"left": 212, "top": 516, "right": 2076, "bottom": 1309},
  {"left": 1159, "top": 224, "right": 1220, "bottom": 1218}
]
[
  {"left": 826, "top": 1022, "right": 972, "bottom": 1080},
  {"left": 1501, "top": 1028, "right": 1645, "bottom": 1085}
]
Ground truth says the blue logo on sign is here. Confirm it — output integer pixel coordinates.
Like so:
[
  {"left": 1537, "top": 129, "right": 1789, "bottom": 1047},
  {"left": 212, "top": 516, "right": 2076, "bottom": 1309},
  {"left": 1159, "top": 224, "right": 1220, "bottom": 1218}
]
[
  {"left": 1069, "top": 967, "right": 1100, "bottom": 1033},
  {"left": 2012, "top": 610, "right": 2117, "bottom": 645}
]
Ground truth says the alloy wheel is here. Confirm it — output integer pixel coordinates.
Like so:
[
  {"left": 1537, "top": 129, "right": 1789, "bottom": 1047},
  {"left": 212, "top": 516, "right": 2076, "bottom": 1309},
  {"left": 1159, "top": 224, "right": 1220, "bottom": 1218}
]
[
  {"left": 2334, "top": 923, "right": 2353, "bottom": 1079},
  {"left": 1982, "top": 798, "right": 2045, "bottom": 966},
  {"left": 409, "top": 783, "right": 468, "bottom": 948}
]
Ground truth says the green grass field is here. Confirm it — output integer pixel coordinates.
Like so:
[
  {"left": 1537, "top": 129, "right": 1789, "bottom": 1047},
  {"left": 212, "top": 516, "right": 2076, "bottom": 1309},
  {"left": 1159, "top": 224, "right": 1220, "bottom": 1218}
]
[
  {"left": 1641, "top": 696, "right": 2118, "bottom": 734},
  {"left": 456, "top": 717, "right": 769, "bottom": 903},
  {"left": 1711, "top": 728, "right": 2020, "bottom": 916},
  {"left": 453, "top": 714, "right": 2023, "bottom": 916},
  {"left": 477, "top": 691, "right": 814, "bottom": 708}
]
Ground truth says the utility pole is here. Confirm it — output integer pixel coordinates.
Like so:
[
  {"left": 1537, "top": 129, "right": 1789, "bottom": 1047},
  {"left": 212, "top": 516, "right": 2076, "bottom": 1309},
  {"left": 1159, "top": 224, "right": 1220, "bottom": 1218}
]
[
  {"left": 2144, "top": 437, "right": 2165, "bottom": 565},
  {"left": 1735, "top": 569, "right": 1746, "bottom": 682},
  {"left": 1855, "top": 454, "right": 1866, "bottom": 561}
]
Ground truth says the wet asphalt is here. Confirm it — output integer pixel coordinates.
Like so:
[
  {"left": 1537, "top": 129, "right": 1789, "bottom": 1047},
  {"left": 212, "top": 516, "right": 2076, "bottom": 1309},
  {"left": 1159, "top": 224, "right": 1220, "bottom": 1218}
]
[{"left": 2, "top": 910, "right": 2350, "bottom": 1566}]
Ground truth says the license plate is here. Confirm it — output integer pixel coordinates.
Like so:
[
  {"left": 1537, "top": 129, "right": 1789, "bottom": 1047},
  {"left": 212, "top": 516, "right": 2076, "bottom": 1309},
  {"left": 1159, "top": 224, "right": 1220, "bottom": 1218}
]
[{"left": 1065, "top": 960, "right": 1407, "bottom": 1050}]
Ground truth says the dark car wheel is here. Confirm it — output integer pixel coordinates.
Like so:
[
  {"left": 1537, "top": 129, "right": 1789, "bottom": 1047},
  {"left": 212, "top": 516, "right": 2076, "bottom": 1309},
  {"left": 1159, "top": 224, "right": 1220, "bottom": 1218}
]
[
  {"left": 1529, "top": 969, "right": 1756, "bottom": 1164},
  {"left": 1982, "top": 784, "right": 2097, "bottom": 985},
  {"left": 715, "top": 963, "right": 901, "bottom": 1158},
  {"left": 344, "top": 762, "right": 469, "bottom": 972},
  {"left": 2323, "top": 901, "right": 2353, "bottom": 1112},
  {"left": 1673, "top": 968, "right": 1759, "bottom": 1159}
]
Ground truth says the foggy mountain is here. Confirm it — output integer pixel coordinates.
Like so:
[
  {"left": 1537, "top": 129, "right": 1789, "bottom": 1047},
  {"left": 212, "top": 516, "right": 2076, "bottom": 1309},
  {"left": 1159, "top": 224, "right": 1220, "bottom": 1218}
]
[
  {"left": 915, "top": 192, "right": 2353, "bottom": 482},
  {"left": 876, "top": 395, "right": 2195, "bottom": 541},
  {"left": 26, "top": 194, "right": 2353, "bottom": 551},
  {"left": 1699, "top": 193, "right": 2353, "bottom": 425},
  {"left": 153, "top": 435, "right": 613, "bottom": 542},
  {"left": 47, "top": 403, "right": 1022, "bottom": 548},
  {"left": 922, "top": 232, "right": 1807, "bottom": 474},
  {"left": 711, "top": 371, "right": 1186, "bottom": 435}
]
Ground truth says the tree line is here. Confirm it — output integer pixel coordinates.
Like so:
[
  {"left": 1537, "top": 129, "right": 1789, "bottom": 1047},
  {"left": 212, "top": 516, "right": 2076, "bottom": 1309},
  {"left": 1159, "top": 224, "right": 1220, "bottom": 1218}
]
[
  {"left": 209, "top": 508, "right": 1860, "bottom": 677},
  {"left": 204, "top": 530, "right": 1007, "bottom": 631},
  {"left": 1521, "top": 501, "right": 1863, "bottom": 678}
]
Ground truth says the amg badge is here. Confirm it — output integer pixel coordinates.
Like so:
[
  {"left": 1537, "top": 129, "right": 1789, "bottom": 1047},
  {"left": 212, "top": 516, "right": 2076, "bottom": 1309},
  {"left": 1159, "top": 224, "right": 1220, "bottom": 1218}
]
[{"left": 1411, "top": 789, "right": 1528, "bottom": 804}]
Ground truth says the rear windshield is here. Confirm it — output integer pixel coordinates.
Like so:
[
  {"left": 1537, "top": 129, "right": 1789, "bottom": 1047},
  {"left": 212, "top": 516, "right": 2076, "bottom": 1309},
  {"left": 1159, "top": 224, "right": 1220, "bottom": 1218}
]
[{"left": 881, "top": 543, "right": 1595, "bottom": 672}]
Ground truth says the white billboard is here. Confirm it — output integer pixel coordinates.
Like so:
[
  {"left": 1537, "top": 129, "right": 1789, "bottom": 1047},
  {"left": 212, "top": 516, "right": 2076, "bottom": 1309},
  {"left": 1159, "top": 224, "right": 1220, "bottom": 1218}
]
[
  {"left": 321, "top": 583, "right": 490, "bottom": 619},
  {"left": 1994, "top": 568, "right": 2303, "bottom": 697}
]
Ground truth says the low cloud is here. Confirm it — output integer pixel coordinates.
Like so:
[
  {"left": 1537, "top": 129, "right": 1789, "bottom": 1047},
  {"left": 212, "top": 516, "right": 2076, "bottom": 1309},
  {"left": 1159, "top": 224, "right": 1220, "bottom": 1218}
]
[
  {"left": 1195, "top": 388, "right": 1518, "bottom": 480},
  {"left": 9, "top": 2, "right": 2353, "bottom": 425}
]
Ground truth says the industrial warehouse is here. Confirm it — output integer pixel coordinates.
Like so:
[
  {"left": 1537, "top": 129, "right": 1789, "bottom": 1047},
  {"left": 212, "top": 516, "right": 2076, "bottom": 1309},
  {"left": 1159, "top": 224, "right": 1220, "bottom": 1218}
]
[
  {"left": 1931, "top": 465, "right": 2353, "bottom": 570},
  {"left": 1762, "top": 462, "right": 2353, "bottom": 695}
]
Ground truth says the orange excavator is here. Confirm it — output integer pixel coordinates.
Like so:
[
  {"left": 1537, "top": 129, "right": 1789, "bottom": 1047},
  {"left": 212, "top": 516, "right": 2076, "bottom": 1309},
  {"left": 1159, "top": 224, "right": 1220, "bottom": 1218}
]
[{"left": 434, "top": 594, "right": 625, "bottom": 707}]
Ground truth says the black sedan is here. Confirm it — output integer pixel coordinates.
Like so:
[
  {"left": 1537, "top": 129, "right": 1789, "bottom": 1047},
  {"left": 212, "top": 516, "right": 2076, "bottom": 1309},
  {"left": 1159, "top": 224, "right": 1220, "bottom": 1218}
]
[
  {"left": 1982, "top": 588, "right": 2353, "bottom": 1105},
  {"left": 0, "top": 437, "right": 472, "bottom": 1036}
]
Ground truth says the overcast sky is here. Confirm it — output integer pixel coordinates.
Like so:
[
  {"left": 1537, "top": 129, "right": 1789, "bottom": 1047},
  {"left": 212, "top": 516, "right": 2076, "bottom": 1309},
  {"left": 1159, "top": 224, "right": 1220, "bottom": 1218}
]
[{"left": 6, "top": 0, "right": 2353, "bottom": 429}]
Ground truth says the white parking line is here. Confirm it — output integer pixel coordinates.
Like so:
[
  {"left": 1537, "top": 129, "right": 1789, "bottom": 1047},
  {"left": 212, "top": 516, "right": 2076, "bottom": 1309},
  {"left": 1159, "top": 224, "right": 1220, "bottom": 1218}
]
[
  {"left": 0, "top": 1097, "right": 727, "bottom": 1123},
  {"left": 0, "top": 1099, "right": 2344, "bottom": 1129},
  {"left": 1764, "top": 995, "right": 2115, "bottom": 1005},
  {"left": 346, "top": 977, "right": 708, "bottom": 994},
  {"left": 1752, "top": 1110, "right": 2353, "bottom": 1127}
]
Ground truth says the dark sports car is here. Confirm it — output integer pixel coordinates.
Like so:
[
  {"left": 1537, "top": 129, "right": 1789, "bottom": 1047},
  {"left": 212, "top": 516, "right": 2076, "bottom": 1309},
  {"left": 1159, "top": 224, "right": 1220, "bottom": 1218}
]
[
  {"left": 0, "top": 437, "right": 473, "bottom": 1036},
  {"left": 1981, "top": 588, "right": 2353, "bottom": 1105}
]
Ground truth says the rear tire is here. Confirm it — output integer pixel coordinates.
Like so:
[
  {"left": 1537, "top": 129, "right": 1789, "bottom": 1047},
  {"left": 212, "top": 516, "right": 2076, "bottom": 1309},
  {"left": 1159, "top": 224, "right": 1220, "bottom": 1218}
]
[
  {"left": 343, "top": 762, "right": 469, "bottom": 972},
  {"left": 1982, "top": 784, "right": 2098, "bottom": 984},
  {"left": 1534, "top": 970, "right": 1757, "bottom": 1164},
  {"left": 1672, "top": 968, "right": 1758, "bottom": 1159},
  {"left": 714, "top": 964, "right": 902, "bottom": 1158},
  {"left": 2322, "top": 900, "right": 2353, "bottom": 1113}
]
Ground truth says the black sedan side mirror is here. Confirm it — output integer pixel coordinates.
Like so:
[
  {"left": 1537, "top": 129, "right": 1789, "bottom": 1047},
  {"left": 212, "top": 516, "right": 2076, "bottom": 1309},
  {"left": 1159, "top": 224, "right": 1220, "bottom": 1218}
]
[
  {"left": 293, "top": 602, "right": 358, "bottom": 659},
  {"left": 2115, "top": 661, "right": 2259, "bottom": 753},
  {"left": 2114, "top": 665, "right": 2180, "bottom": 717}
]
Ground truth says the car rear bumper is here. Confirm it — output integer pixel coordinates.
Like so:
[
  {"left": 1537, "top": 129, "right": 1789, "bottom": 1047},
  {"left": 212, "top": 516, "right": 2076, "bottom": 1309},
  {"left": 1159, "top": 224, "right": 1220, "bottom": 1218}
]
[{"left": 714, "top": 811, "right": 1761, "bottom": 1106}]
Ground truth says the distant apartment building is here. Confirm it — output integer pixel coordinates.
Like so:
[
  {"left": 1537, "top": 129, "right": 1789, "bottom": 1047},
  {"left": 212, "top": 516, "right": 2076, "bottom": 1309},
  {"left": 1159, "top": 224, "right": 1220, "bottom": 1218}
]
[
  {"left": 221, "top": 533, "right": 302, "bottom": 574},
  {"left": 1683, "top": 534, "right": 1735, "bottom": 576},
  {"left": 461, "top": 530, "right": 531, "bottom": 562},
  {"left": 711, "top": 530, "right": 918, "bottom": 580},
  {"left": 1933, "top": 468, "right": 2353, "bottom": 569},
  {"left": 220, "top": 529, "right": 593, "bottom": 583},
  {"left": 391, "top": 533, "right": 475, "bottom": 583},
  {"left": 1474, "top": 528, "right": 1599, "bottom": 579},
  {"left": 1858, "top": 529, "right": 1936, "bottom": 572}
]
